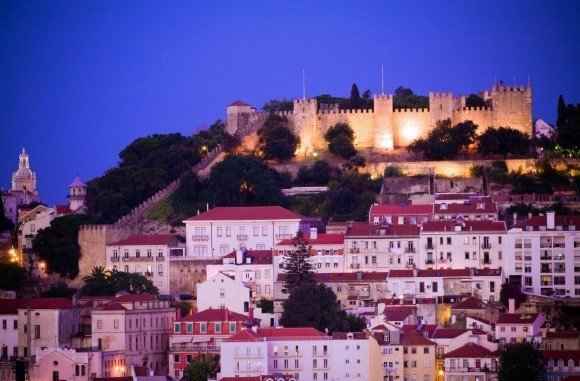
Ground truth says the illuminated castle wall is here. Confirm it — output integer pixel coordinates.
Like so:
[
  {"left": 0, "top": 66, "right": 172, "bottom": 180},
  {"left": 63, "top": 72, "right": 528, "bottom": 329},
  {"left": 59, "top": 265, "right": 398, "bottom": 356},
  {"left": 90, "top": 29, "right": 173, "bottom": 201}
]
[{"left": 227, "top": 82, "right": 532, "bottom": 154}]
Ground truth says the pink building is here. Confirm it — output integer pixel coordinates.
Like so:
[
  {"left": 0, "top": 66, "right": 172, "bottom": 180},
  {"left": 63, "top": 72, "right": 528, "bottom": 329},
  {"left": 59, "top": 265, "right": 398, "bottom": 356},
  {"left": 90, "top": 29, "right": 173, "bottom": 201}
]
[
  {"left": 495, "top": 312, "right": 546, "bottom": 344},
  {"left": 369, "top": 204, "right": 433, "bottom": 225}
]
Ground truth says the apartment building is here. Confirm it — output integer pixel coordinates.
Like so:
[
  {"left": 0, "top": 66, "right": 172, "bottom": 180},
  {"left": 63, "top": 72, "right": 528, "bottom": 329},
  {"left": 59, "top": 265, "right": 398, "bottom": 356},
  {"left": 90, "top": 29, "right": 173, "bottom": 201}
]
[
  {"left": 197, "top": 272, "right": 252, "bottom": 314},
  {"left": 184, "top": 206, "right": 307, "bottom": 259},
  {"left": 505, "top": 212, "right": 580, "bottom": 297},
  {"left": 443, "top": 343, "right": 499, "bottom": 381},
  {"left": 106, "top": 235, "right": 185, "bottom": 295},
  {"left": 369, "top": 204, "right": 434, "bottom": 225}
]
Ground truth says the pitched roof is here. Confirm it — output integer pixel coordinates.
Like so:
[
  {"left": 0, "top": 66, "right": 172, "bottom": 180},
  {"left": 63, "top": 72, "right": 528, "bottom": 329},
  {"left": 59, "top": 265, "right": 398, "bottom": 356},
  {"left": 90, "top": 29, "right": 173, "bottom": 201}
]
[
  {"left": 225, "top": 327, "right": 327, "bottom": 342},
  {"left": 497, "top": 313, "right": 542, "bottom": 324},
  {"left": 54, "top": 205, "right": 73, "bottom": 215},
  {"left": 20, "top": 298, "right": 74, "bottom": 310},
  {"left": 228, "top": 100, "right": 252, "bottom": 107},
  {"left": 177, "top": 308, "right": 250, "bottom": 323},
  {"left": 112, "top": 294, "right": 156, "bottom": 303},
  {"left": 421, "top": 220, "right": 506, "bottom": 233},
  {"left": 444, "top": 342, "right": 498, "bottom": 358},
  {"left": 452, "top": 297, "right": 487, "bottom": 310},
  {"left": 101, "top": 302, "right": 127, "bottom": 311},
  {"left": 69, "top": 176, "right": 87, "bottom": 188},
  {"left": 108, "top": 234, "right": 176, "bottom": 246},
  {"left": 185, "top": 206, "right": 305, "bottom": 222},
  {"left": 346, "top": 223, "right": 420, "bottom": 237},
  {"left": 542, "top": 350, "right": 580, "bottom": 363},
  {"left": 369, "top": 204, "right": 434, "bottom": 216},
  {"left": 545, "top": 331, "right": 580, "bottom": 339},
  {"left": 277, "top": 233, "right": 345, "bottom": 245},
  {"left": 277, "top": 272, "right": 389, "bottom": 283},
  {"left": 0, "top": 299, "right": 27, "bottom": 315},
  {"left": 332, "top": 332, "right": 368, "bottom": 340},
  {"left": 431, "top": 328, "right": 471, "bottom": 339},
  {"left": 402, "top": 331, "right": 436, "bottom": 346},
  {"left": 434, "top": 202, "right": 497, "bottom": 215},
  {"left": 467, "top": 315, "right": 495, "bottom": 327},
  {"left": 515, "top": 215, "right": 580, "bottom": 231}
]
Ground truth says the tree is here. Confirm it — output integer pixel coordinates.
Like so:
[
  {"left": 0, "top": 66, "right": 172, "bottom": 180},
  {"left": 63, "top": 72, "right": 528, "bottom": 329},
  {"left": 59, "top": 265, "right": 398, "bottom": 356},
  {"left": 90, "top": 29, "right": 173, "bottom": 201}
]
[
  {"left": 81, "top": 267, "right": 158, "bottom": 296},
  {"left": 362, "top": 89, "right": 371, "bottom": 99},
  {"left": 557, "top": 102, "right": 580, "bottom": 149},
  {"left": 256, "top": 298, "right": 274, "bottom": 313},
  {"left": 393, "top": 86, "right": 429, "bottom": 109},
  {"left": 280, "top": 283, "right": 357, "bottom": 333},
  {"left": 477, "top": 127, "right": 531, "bottom": 157},
  {"left": 183, "top": 353, "right": 218, "bottom": 381},
  {"left": 207, "top": 155, "right": 283, "bottom": 206},
  {"left": 0, "top": 201, "right": 14, "bottom": 232},
  {"left": 408, "top": 119, "right": 472, "bottom": 160},
  {"left": 33, "top": 214, "right": 92, "bottom": 279},
  {"left": 257, "top": 114, "right": 299, "bottom": 161},
  {"left": 283, "top": 231, "right": 315, "bottom": 293},
  {"left": 451, "top": 120, "right": 478, "bottom": 153},
  {"left": 465, "top": 94, "right": 487, "bottom": 108},
  {"left": 556, "top": 95, "right": 568, "bottom": 130},
  {"left": 499, "top": 282, "right": 526, "bottom": 309},
  {"left": 295, "top": 160, "right": 341, "bottom": 186},
  {"left": 349, "top": 83, "right": 361, "bottom": 109},
  {"left": 498, "top": 340, "right": 545, "bottom": 381},
  {"left": 0, "top": 263, "right": 26, "bottom": 291},
  {"left": 324, "top": 123, "right": 357, "bottom": 159},
  {"left": 41, "top": 283, "right": 76, "bottom": 299}
]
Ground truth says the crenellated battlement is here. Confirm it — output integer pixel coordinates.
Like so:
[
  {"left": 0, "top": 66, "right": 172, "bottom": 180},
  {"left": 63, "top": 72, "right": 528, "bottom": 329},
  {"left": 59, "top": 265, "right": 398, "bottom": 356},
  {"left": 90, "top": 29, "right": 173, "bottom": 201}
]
[
  {"left": 374, "top": 94, "right": 394, "bottom": 100},
  {"left": 79, "top": 224, "right": 111, "bottom": 231},
  {"left": 429, "top": 92, "right": 453, "bottom": 98},
  {"left": 275, "top": 110, "right": 293, "bottom": 117},
  {"left": 461, "top": 106, "right": 493, "bottom": 112},
  {"left": 318, "top": 108, "right": 374, "bottom": 115},
  {"left": 294, "top": 98, "right": 317, "bottom": 105},
  {"left": 493, "top": 85, "right": 530, "bottom": 93},
  {"left": 393, "top": 108, "right": 429, "bottom": 113}
]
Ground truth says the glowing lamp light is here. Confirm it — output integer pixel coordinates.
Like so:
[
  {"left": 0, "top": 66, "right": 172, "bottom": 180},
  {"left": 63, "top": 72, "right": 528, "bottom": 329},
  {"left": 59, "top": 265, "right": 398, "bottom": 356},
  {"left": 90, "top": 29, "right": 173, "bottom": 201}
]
[
  {"left": 312, "top": 152, "right": 318, "bottom": 158},
  {"left": 402, "top": 124, "right": 420, "bottom": 142},
  {"left": 438, "top": 369, "right": 444, "bottom": 377}
]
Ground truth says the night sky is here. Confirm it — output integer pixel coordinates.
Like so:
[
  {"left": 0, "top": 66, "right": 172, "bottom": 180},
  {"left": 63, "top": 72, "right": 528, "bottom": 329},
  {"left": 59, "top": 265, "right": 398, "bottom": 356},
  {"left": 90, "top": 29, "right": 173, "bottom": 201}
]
[{"left": 1, "top": 1, "right": 579, "bottom": 205}]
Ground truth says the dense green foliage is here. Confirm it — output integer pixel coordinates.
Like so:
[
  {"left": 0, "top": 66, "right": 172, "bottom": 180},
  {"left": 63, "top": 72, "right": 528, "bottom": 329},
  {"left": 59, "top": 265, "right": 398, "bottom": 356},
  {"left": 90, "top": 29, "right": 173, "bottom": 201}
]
[
  {"left": 477, "top": 127, "right": 531, "bottom": 157},
  {"left": 465, "top": 93, "right": 487, "bottom": 107},
  {"left": 283, "top": 231, "right": 315, "bottom": 293},
  {"left": 263, "top": 98, "right": 294, "bottom": 112},
  {"left": 183, "top": 353, "right": 219, "bottom": 381},
  {"left": 40, "top": 283, "right": 76, "bottom": 299},
  {"left": 0, "top": 263, "right": 26, "bottom": 291},
  {"left": 32, "top": 214, "right": 93, "bottom": 279},
  {"left": 295, "top": 160, "right": 342, "bottom": 186},
  {"left": 257, "top": 114, "right": 299, "bottom": 161},
  {"left": 280, "top": 283, "right": 367, "bottom": 333},
  {"left": 556, "top": 95, "right": 580, "bottom": 149},
  {"left": 81, "top": 266, "right": 158, "bottom": 296},
  {"left": 393, "top": 86, "right": 429, "bottom": 109},
  {"left": 499, "top": 282, "right": 526, "bottom": 309},
  {"left": 87, "top": 121, "right": 229, "bottom": 223},
  {"left": 498, "top": 341, "right": 545, "bottom": 381},
  {"left": 324, "top": 123, "right": 357, "bottom": 159},
  {"left": 0, "top": 201, "right": 14, "bottom": 232},
  {"left": 256, "top": 298, "right": 274, "bottom": 313},
  {"left": 408, "top": 119, "right": 477, "bottom": 160},
  {"left": 207, "top": 154, "right": 283, "bottom": 206}
]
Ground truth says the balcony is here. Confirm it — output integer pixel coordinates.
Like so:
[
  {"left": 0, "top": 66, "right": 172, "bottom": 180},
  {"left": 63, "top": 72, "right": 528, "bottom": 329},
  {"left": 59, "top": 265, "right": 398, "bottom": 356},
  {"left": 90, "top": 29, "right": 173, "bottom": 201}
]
[
  {"left": 404, "top": 247, "right": 416, "bottom": 254},
  {"left": 481, "top": 259, "right": 491, "bottom": 265},
  {"left": 540, "top": 256, "right": 552, "bottom": 261},
  {"left": 425, "top": 259, "right": 434, "bottom": 265},
  {"left": 110, "top": 257, "right": 120, "bottom": 262},
  {"left": 170, "top": 344, "right": 220, "bottom": 352},
  {"left": 406, "top": 263, "right": 416, "bottom": 269},
  {"left": 155, "top": 255, "right": 165, "bottom": 261},
  {"left": 192, "top": 235, "right": 209, "bottom": 241},
  {"left": 481, "top": 243, "right": 492, "bottom": 249},
  {"left": 122, "top": 256, "right": 154, "bottom": 262},
  {"left": 350, "top": 263, "right": 361, "bottom": 269},
  {"left": 425, "top": 244, "right": 435, "bottom": 250},
  {"left": 445, "top": 367, "right": 495, "bottom": 373},
  {"left": 236, "top": 234, "right": 248, "bottom": 241},
  {"left": 144, "top": 271, "right": 153, "bottom": 277},
  {"left": 275, "top": 234, "right": 292, "bottom": 239},
  {"left": 350, "top": 248, "right": 360, "bottom": 254}
]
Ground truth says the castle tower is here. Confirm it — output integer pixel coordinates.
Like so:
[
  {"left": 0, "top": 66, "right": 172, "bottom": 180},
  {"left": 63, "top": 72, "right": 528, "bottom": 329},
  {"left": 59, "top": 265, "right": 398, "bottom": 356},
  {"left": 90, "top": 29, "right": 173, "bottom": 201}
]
[
  {"left": 373, "top": 94, "right": 394, "bottom": 150},
  {"left": 226, "top": 100, "right": 256, "bottom": 135},
  {"left": 428, "top": 92, "right": 454, "bottom": 127},
  {"left": 11, "top": 148, "right": 37, "bottom": 195},
  {"left": 292, "top": 98, "right": 319, "bottom": 155},
  {"left": 68, "top": 176, "right": 87, "bottom": 212},
  {"left": 491, "top": 81, "right": 533, "bottom": 136}
]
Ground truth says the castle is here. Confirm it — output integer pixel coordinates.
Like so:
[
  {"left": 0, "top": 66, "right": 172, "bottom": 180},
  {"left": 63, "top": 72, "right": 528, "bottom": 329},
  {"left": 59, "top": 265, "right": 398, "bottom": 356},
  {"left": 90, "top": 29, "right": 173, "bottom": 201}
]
[{"left": 226, "top": 82, "right": 532, "bottom": 155}]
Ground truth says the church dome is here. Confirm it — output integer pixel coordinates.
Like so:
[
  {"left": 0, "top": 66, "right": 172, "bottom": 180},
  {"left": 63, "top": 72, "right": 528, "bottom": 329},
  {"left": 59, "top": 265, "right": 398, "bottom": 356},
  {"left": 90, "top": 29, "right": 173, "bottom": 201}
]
[{"left": 69, "top": 176, "right": 87, "bottom": 188}]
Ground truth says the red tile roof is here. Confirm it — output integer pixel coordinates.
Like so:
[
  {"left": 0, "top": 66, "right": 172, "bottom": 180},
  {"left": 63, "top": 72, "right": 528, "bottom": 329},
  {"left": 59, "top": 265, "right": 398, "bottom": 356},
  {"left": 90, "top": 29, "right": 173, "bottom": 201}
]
[
  {"left": 515, "top": 215, "right": 580, "bottom": 231},
  {"left": 452, "top": 297, "right": 487, "bottom": 310},
  {"left": 402, "top": 331, "right": 436, "bottom": 346},
  {"left": 542, "top": 350, "right": 580, "bottom": 363},
  {"left": 55, "top": 205, "right": 73, "bottom": 215},
  {"left": 225, "top": 327, "right": 327, "bottom": 342},
  {"left": 421, "top": 220, "right": 506, "bottom": 232},
  {"left": 435, "top": 194, "right": 479, "bottom": 201},
  {"left": 332, "top": 332, "right": 367, "bottom": 340},
  {"left": 385, "top": 307, "right": 415, "bottom": 322},
  {"left": 21, "top": 298, "right": 75, "bottom": 310},
  {"left": 101, "top": 302, "right": 127, "bottom": 311},
  {"left": 185, "top": 206, "right": 305, "bottom": 221},
  {"left": 346, "top": 224, "right": 420, "bottom": 237},
  {"left": 497, "top": 313, "right": 542, "bottom": 324},
  {"left": 277, "top": 272, "right": 389, "bottom": 283},
  {"left": 0, "top": 299, "right": 27, "bottom": 315},
  {"left": 370, "top": 204, "right": 434, "bottom": 216},
  {"left": 277, "top": 233, "right": 345, "bottom": 245},
  {"left": 434, "top": 202, "right": 497, "bottom": 215},
  {"left": 222, "top": 250, "right": 273, "bottom": 265},
  {"left": 177, "top": 308, "right": 250, "bottom": 323},
  {"left": 467, "top": 315, "right": 495, "bottom": 327},
  {"left": 109, "top": 234, "right": 176, "bottom": 246},
  {"left": 444, "top": 342, "right": 498, "bottom": 358},
  {"left": 545, "top": 331, "right": 580, "bottom": 339},
  {"left": 113, "top": 294, "right": 156, "bottom": 303},
  {"left": 431, "top": 328, "right": 471, "bottom": 339}
]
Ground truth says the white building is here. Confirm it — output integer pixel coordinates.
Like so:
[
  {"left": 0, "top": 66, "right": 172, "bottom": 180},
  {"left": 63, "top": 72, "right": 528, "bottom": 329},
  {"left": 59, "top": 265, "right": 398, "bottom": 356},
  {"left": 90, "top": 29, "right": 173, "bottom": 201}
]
[
  {"left": 0, "top": 299, "right": 26, "bottom": 360},
  {"left": 505, "top": 212, "right": 580, "bottom": 297},
  {"left": 106, "top": 235, "right": 185, "bottom": 295},
  {"left": 197, "top": 272, "right": 252, "bottom": 314},
  {"left": 534, "top": 119, "right": 555, "bottom": 139},
  {"left": 183, "top": 206, "right": 307, "bottom": 259},
  {"left": 207, "top": 250, "right": 274, "bottom": 301}
]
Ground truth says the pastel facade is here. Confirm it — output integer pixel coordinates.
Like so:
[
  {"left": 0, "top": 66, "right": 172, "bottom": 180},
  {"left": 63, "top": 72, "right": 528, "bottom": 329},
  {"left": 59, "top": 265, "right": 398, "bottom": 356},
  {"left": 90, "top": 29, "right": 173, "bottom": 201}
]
[
  {"left": 197, "top": 272, "right": 252, "bottom": 314},
  {"left": 443, "top": 343, "right": 499, "bottom": 381},
  {"left": 494, "top": 312, "right": 546, "bottom": 344},
  {"left": 184, "top": 206, "right": 306, "bottom": 259}
]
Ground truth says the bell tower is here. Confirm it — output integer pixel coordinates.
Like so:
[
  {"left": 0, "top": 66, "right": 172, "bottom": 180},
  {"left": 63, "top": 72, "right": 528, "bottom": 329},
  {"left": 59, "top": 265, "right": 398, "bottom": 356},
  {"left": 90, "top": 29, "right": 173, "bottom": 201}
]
[
  {"left": 68, "top": 176, "right": 87, "bottom": 212},
  {"left": 11, "top": 148, "right": 37, "bottom": 195}
]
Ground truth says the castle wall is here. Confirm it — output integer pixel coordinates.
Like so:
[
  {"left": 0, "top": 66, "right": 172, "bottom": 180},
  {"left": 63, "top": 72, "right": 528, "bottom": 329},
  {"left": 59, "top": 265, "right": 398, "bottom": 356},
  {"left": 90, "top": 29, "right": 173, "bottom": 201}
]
[
  {"left": 318, "top": 109, "right": 377, "bottom": 149},
  {"left": 168, "top": 260, "right": 211, "bottom": 296},
  {"left": 491, "top": 86, "right": 533, "bottom": 136},
  {"left": 392, "top": 109, "right": 431, "bottom": 147},
  {"left": 453, "top": 107, "right": 495, "bottom": 134}
]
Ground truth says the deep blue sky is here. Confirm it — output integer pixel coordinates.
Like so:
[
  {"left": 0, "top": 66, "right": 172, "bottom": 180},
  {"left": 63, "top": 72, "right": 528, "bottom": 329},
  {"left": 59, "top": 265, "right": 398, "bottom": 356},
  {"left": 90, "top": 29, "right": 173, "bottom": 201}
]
[{"left": 1, "top": 1, "right": 579, "bottom": 205}]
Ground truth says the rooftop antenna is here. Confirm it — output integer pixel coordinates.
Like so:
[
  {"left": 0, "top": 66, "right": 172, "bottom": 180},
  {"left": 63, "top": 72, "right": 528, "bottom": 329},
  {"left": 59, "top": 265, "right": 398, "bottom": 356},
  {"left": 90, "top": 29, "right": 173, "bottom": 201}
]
[
  {"left": 302, "top": 69, "right": 306, "bottom": 100},
  {"left": 381, "top": 64, "right": 385, "bottom": 95}
]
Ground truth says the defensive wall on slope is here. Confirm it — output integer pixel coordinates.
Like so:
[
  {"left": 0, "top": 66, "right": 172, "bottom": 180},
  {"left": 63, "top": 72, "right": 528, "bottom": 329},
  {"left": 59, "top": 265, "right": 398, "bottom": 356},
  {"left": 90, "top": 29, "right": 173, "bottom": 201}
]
[{"left": 227, "top": 83, "right": 533, "bottom": 155}]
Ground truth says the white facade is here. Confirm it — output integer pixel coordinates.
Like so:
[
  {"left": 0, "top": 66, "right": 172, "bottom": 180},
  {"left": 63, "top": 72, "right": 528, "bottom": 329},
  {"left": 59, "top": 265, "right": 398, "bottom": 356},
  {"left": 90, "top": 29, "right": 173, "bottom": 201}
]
[
  {"left": 505, "top": 213, "right": 580, "bottom": 297},
  {"left": 197, "top": 272, "right": 252, "bottom": 314},
  {"left": 183, "top": 206, "right": 305, "bottom": 259},
  {"left": 534, "top": 118, "right": 555, "bottom": 139},
  {"left": 0, "top": 306, "right": 21, "bottom": 360}
]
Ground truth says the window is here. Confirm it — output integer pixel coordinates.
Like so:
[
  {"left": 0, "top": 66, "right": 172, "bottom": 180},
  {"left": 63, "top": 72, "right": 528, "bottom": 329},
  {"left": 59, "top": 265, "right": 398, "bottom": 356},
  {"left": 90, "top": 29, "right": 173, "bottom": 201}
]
[
  {"left": 174, "top": 354, "right": 180, "bottom": 363},
  {"left": 226, "top": 227, "right": 231, "bottom": 237},
  {"left": 174, "top": 323, "right": 180, "bottom": 333},
  {"left": 424, "top": 347, "right": 429, "bottom": 354},
  {"left": 97, "top": 320, "right": 102, "bottom": 329},
  {"left": 253, "top": 226, "right": 259, "bottom": 236},
  {"left": 215, "top": 323, "right": 221, "bottom": 333},
  {"left": 34, "top": 325, "right": 40, "bottom": 339},
  {"left": 230, "top": 322, "right": 236, "bottom": 332},
  {"left": 200, "top": 323, "right": 206, "bottom": 333},
  {"left": 186, "top": 323, "right": 193, "bottom": 333},
  {"left": 217, "top": 227, "right": 223, "bottom": 237},
  {"left": 2, "top": 320, "right": 5, "bottom": 330},
  {"left": 262, "top": 226, "right": 268, "bottom": 236},
  {"left": 114, "top": 320, "right": 119, "bottom": 329}
]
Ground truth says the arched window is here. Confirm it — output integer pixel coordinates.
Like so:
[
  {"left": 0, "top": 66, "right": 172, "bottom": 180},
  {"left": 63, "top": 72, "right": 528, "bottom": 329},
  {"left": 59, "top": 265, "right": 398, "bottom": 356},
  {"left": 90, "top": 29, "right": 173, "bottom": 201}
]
[{"left": 81, "top": 365, "right": 86, "bottom": 376}]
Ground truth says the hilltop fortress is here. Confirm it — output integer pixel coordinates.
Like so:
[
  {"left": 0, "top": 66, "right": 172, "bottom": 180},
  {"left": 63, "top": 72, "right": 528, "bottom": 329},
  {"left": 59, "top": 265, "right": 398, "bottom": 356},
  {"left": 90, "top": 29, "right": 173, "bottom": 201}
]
[{"left": 226, "top": 82, "right": 532, "bottom": 154}]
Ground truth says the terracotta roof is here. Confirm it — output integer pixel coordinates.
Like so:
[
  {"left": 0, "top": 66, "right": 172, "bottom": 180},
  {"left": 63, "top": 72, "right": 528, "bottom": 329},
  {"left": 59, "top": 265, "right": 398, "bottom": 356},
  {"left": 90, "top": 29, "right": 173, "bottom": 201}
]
[
  {"left": 228, "top": 100, "right": 252, "bottom": 107},
  {"left": 225, "top": 327, "right": 327, "bottom": 342},
  {"left": 435, "top": 194, "right": 479, "bottom": 201},
  {"left": 418, "top": 268, "right": 503, "bottom": 278},
  {"left": 346, "top": 224, "right": 420, "bottom": 237},
  {"left": 431, "top": 328, "right": 471, "bottom": 339},
  {"left": 497, "top": 313, "right": 542, "bottom": 324},
  {"left": 452, "top": 297, "right": 487, "bottom": 310},
  {"left": 20, "top": 298, "right": 75, "bottom": 310},
  {"left": 515, "top": 215, "right": 580, "bottom": 231},
  {"left": 69, "top": 176, "right": 87, "bottom": 188},
  {"left": 444, "top": 343, "right": 498, "bottom": 358},
  {"left": 402, "top": 331, "right": 436, "bottom": 346},
  {"left": 468, "top": 315, "right": 495, "bottom": 327},
  {"left": 177, "top": 308, "right": 250, "bottom": 323},
  {"left": 222, "top": 250, "right": 273, "bottom": 265},
  {"left": 421, "top": 220, "right": 506, "bottom": 233},
  {"left": 220, "top": 378, "right": 260, "bottom": 381},
  {"left": 101, "top": 302, "right": 127, "bottom": 311},
  {"left": 112, "top": 294, "right": 156, "bottom": 303},
  {"left": 434, "top": 202, "right": 497, "bottom": 215},
  {"left": 402, "top": 324, "right": 439, "bottom": 336},
  {"left": 277, "top": 272, "right": 389, "bottom": 283},
  {"left": 332, "top": 332, "right": 367, "bottom": 340},
  {"left": 0, "top": 299, "right": 27, "bottom": 315},
  {"left": 388, "top": 269, "right": 415, "bottom": 277},
  {"left": 55, "top": 205, "right": 73, "bottom": 215},
  {"left": 108, "top": 234, "right": 176, "bottom": 246},
  {"left": 545, "top": 331, "right": 580, "bottom": 339},
  {"left": 277, "top": 233, "right": 345, "bottom": 245},
  {"left": 185, "top": 206, "right": 305, "bottom": 222},
  {"left": 371, "top": 324, "right": 389, "bottom": 331},
  {"left": 385, "top": 307, "right": 415, "bottom": 321},
  {"left": 370, "top": 204, "right": 434, "bottom": 216},
  {"left": 542, "top": 350, "right": 580, "bottom": 363}
]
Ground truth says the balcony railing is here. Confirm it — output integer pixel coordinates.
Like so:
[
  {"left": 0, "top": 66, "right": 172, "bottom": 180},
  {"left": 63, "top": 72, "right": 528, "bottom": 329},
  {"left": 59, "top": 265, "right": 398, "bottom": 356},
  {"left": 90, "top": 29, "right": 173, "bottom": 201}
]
[
  {"left": 156, "top": 255, "right": 165, "bottom": 261},
  {"left": 445, "top": 367, "right": 495, "bottom": 373},
  {"left": 122, "top": 257, "right": 154, "bottom": 262},
  {"left": 170, "top": 344, "right": 220, "bottom": 352},
  {"left": 404, "top": 247, "right": 416, "bottom": 253},
  {"left": 110, "top": 257, "right": 120, "bottom": 262},
  {"left": 481, "top": 259, "right": 491, "bottom": 265},
  {"left": 350, "top": 263, "right": 360, "bottom": 268},
  {"left": 192, "top": 235, "right": 209, "bottom": 241},
  {"left": 237, "top": 234, "right": 248, "bottom": 241},
  {"left": 481, "top": 243, "right": 492, "bottom": 249},
  {"left": 350, "top": 248, "right": 360, "bottom": 254},
  {"left": 144, "top": 271, "right": 153, "bottom": 277},
  {"left": 425, "top": 244, "right": 435, "bottom": 250},
  {"left": 406, "top": 263, "right": 416, "bottom": 269},
  {"left": 425, "top": 259, "right": 434, "bottom": 265}
]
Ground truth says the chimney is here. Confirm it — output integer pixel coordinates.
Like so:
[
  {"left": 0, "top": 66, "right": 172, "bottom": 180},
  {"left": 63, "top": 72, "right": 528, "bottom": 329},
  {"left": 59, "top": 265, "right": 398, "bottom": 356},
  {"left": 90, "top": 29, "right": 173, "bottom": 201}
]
[
  {"left": 508, "top": 298, "right": 515, "bottom": 314},
  {"left": 546, "top": 211, "right": 555, "bottom": 230},
  {"left": 528, "top": 212, "right": 532, "bottom": 219},
  {"left": 513, "top": 212, "right": 518, "bottom": 226},
  {"left": 310, "top": 227, "right": 318, "bottom": 240}
]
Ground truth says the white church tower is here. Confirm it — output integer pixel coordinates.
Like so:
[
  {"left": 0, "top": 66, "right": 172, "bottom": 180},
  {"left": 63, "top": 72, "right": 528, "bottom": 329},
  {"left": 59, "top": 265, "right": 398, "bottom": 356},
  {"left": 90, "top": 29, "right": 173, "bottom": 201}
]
[
  {"left": 67, "top": 176, "right": 87, "bottom": 212},
  {"left": 11, "top": 148, "right": 38, "bottom": 194}
]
